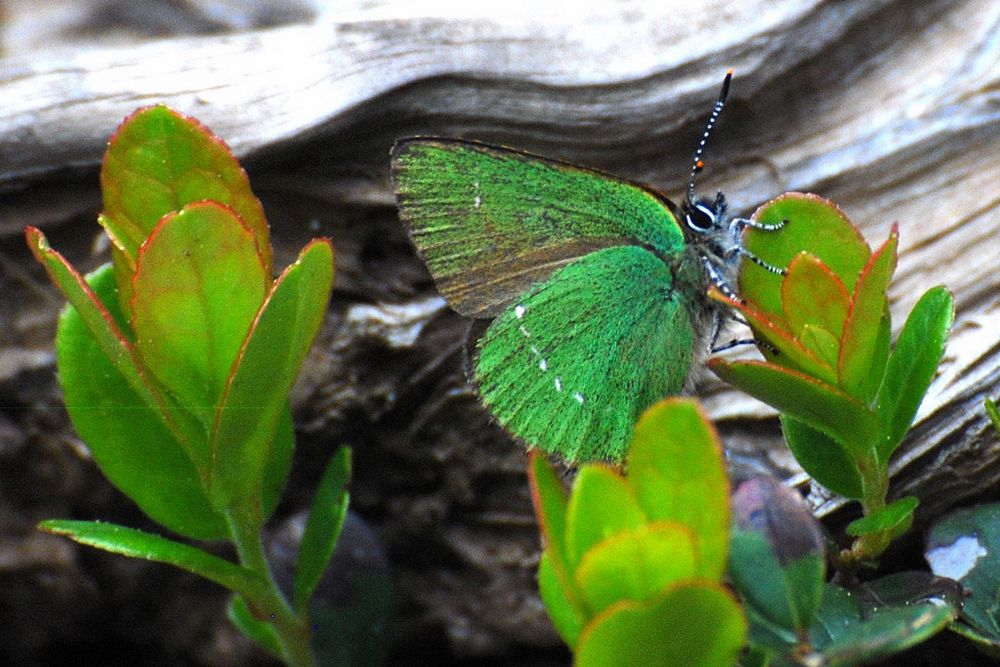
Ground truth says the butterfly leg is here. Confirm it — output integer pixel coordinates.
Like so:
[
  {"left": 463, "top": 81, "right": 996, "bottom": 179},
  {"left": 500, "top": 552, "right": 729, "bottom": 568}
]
[
  {"left": 710, "top": 336, "right": 761, "bottom": 353},
  {"left": 734, "top": 216, "right": 788, "bottom": 232},
  {"left": 701, "top": 255, "right": 740, "bottom": 300},
  {"left": 726, "top": 215, "right": 788, "bottom": 274},
  {"left": 708, "top": 310, "right": 776, "bottom": 354},
  {"left": 706, "top": 310, "right": 749, "bottom": 351},
  {"left": 734, "top": 246, "right": 787, "bottom": 275}
]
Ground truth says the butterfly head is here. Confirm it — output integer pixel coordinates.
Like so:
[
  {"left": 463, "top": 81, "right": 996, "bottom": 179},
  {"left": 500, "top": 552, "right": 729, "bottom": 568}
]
[{"left": 682, "top": 190, "right": 729, "bottom": 236}]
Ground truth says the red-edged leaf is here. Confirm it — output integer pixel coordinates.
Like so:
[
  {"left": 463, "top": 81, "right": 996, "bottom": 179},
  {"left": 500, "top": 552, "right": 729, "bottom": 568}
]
[
  {"left": 209, "top": 239, "right": 333, "bottom": 511},
  {"left": 800, "top": 324, "right": 841, "bottom": 367},
  {"left": 782, "top": 252, "right": 851, "bottom": 338},
  {"left": 575, "top": 582, "right": 746, "bottom": 667},
  {"left": 55, "top": 263, "right": 226, "bottom": 538},
  {"left": 740, "top": 193, "right": 870, "bottom": 317},
  {"left": 100, "top": 105, "right": 270, "bottom": 272},
  {"left": 131, "top": 202, "right": 268, "bottom": 448},
  {"left": 25, "top": 227, "right": 194, "bottom": 449},
  {"left": 565, "top": 466, "right": 645, "bottom": 568},
  {"left": 529, "top": 453, "right": 589, "bottom": 630},
  {"left": 528, "top": 452, "right": 569, "bottom": 561},
  {"left": 539, "top": 551, "right": 586, "bottom": 647},
  {"left": 574, "top": 521, "right": 698, "bottom": 614},
  {"left": 627, "top": 399, "right": 729, "bottom": 580},
  {"left": 839, "top": 227, "right": 897, "bottom": 403},
  {"left": 710, "top": 359, "right": 881, "bottom": 456},
  {"left": 711, "top": 289, "right": 837, "bottom": 385}
]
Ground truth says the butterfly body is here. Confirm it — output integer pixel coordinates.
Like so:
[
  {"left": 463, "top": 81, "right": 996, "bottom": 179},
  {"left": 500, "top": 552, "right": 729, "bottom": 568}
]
[{"left": 390, "top": 73, "right": 770, "bottom": 462}]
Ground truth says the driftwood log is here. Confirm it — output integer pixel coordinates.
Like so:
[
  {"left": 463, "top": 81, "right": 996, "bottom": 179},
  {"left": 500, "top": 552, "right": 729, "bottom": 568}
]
[{"left": 1, "top": 0, "right": 998, "bottom": 664}]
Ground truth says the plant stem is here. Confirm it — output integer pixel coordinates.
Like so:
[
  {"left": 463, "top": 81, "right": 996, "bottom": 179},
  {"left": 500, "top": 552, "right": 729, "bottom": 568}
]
[
  {"left": 226, "top": 507, "right": 315, "bottom": 667},
  {"left": 852, "top": 456, "right": 892, "bottom": 561}
]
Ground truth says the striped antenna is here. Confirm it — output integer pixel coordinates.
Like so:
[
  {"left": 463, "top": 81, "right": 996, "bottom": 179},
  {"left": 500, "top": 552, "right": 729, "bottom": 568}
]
[{"left": 687, "top": 69, "right": 733, "bottom": 204}]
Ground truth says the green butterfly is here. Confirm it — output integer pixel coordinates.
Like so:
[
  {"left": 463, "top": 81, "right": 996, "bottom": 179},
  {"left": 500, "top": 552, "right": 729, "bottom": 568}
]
[{"left": 390, "top": 72, "right": 783, "bottom": 463}]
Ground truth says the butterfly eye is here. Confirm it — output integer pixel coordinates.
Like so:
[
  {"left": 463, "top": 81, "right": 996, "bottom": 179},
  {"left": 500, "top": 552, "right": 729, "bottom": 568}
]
[{"left": 685, "top": 201, "right": 718, "bottom": 233}]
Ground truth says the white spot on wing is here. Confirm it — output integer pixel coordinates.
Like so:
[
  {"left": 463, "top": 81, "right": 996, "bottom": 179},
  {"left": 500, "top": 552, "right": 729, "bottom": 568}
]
[
  {"left": 539, "top": 359, "right": 548, "bottom": 371},
  {"left": 926, "top": 536, "right": 987, "bottom": 580},
  {"left": 573, "top": 392, "right": 585, "bottom": 405},
  {"left": 514, "top": 305, "right": 526, "bottom": 319},
  {"left": 554, "top": 377, "right": 563, "bottom": 392},
  {"left": 519, "top": 325, "right": 531, "bottom": 338},
  {"left": 474, "top": 194, "right": 482, "bottom": 209}
]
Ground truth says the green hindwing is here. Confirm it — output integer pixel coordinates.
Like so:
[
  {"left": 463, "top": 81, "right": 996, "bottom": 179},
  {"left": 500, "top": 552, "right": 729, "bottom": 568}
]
[
  {"left": 475, "top": 246, "right": 695, "bottom": 462},
  {"left": 391, "top": 139, "right": 685, "bottom": 318}
]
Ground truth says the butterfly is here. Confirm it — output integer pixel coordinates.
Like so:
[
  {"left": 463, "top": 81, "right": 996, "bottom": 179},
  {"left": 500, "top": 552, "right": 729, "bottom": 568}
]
[{"left": 390, "top": 71, "right": 783, "bottom": 463}]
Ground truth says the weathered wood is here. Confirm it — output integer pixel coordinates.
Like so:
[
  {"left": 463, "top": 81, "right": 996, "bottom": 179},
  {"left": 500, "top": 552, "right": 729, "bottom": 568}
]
[
  {"left": 2, "top": 0, "right": 895, "bottom": 184},
  {"left": 2, "top": 0, "right": 998, "bottom": 662}
]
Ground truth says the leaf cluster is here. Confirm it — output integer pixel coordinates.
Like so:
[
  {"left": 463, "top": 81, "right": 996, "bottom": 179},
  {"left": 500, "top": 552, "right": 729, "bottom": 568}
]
[
  {"left": 710, "top": 193, "right": 954, "bottom": 561},
  {"left": 28, "top": 106, "right": 344, "bottom": 666},
  {"left": 530, "top": 398, "right": 745, "bottom": 666}
]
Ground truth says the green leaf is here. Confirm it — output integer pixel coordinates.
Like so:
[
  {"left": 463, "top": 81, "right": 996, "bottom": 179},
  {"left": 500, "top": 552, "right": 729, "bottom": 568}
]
[
  {"left": 742, "top": 643, "right": 778, "bottom": 667},
  {"left": 575, "top": 582, "right": 746, "bottom": 667},
  {"left": 539, "top": 550, "right": 586, "bottom": 648},
  {"left": 100, "top": 105, "right": 270, "bottom": 272},
  {"left": 531, "top": 454, "right": 591, "bottom": 637},
  {"left": 294, "top": 447, "right": 351, "bottom": 612},
  {"left": 986, "top": 397, "right": 1000, "bottom": 434},
  {"left": 781, "top": 252, "right": 851, "bottom": 339},
  {"left": 528, "top": 452, "right": 570, "bottom": 565},
  {"left": 25, "top": 228, "right": 191, "bottom": 443},
  {"left": 810, "top": 577, "right": 959, "bottom": 665},
  {"left": 799, "top": 324, "right": 841, "bottom": 368},
  {"left": 627, "top": 398, "right": 729, "bottom": 580},
  {"left": 574, "top": 521, "right": 698, "bottom": 614},
  {"left": 949, "top": 621, "right": 1000, "bottom": 659},
  {"left": 719, "top": 294, "right": 837, "bottom": 385},
  {"left": 926, "top": 502, "right": 1000, "bottom": 644},
  {"left": 729, "top": 477, "right": 826, "bottom": 633},
  {"left": 781, "top": 416, "right": 864, "bottom": 499},
  {"left": 875, "top": 286, "right": 954, "bottom": 463},
  {"left": 53, "top": 263, "right": 227, "bottom": 539},
  {"left": 565, "top": 465, "right": 645, "bottom": 568},
  {"left": 846, "top": 496, "right": 918, "bottom": 538},
  {"left": 744, "top": 603, "right": 798, "bottom": 654},
  {"left": 210, "top": 239, "right": 334, "bottom": 511},
  {"left": 131, "top": 202, "right": 268, "bottom": 448},
  {"left": 710, "top": 360, "right": 880, "bottom": 457},
  {"left": 838, "top": 230, "right": 896, "bottom": 404},
  {"left": 227, "top": 595, "right": 281, "bottom": 657},
  {"left": 39, "top": 520, "right": 262, "bottom": 597},
  {"left": 730, "top": 530, "right": 825, "bottom": 634},
  {"left": 740, "top": 193, "right": 871, "bottom": 317},
  {"left": 261, "top": 405, "right": 296, "bottom": 524}
]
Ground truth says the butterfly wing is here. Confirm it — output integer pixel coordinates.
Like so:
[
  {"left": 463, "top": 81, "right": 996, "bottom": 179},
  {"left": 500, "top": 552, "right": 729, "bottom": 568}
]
[
  {"left": 391, "top": 138, "right": 685, "bottom": 318},
  {"left": 474, "top": 245, "right": 696, "bottom": 462}
]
